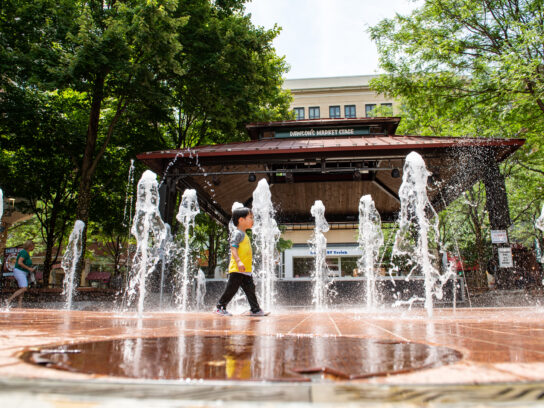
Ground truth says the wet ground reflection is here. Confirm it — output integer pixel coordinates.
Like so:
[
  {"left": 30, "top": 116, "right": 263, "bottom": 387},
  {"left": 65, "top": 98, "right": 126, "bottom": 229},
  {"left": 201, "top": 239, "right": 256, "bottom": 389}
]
[{"left": 22, "top": 334, "right": 462, "bottom": 381}]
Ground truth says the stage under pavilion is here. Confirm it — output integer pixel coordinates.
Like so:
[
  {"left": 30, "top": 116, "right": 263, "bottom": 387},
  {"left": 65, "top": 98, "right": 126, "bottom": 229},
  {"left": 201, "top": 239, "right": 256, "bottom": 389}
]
[{"left": 137, "top": 117, "right": 524, "bottom": 227}]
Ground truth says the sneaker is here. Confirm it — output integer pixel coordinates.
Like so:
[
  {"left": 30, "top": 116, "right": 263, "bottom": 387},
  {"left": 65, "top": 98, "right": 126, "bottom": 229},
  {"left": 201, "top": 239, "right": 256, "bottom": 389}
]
[
  {"left": 249, "top": 310, "right": 269, "bottom": 316},
  {"left": 214, "top": 308, "right": 232, "bottom": 316}
]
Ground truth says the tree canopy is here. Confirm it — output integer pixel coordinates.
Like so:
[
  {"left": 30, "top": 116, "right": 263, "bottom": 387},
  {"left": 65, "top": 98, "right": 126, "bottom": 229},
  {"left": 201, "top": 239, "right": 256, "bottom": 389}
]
[
  {"left": 369, "top": 0, "right": 544, "bottom": 281},
  {"left": 1, "top": 0, "right": 292, "bottom": 278}
]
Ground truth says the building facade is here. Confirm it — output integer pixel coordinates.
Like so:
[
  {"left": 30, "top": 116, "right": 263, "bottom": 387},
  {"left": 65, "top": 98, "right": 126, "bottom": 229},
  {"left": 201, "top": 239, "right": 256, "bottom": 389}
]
[{"left": 284, "top": 75, "right": 397, "bottom": 121}]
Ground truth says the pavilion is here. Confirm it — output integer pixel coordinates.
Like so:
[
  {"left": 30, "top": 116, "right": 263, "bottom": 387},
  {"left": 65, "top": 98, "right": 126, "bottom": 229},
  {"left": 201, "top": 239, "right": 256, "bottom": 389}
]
[{"left": 137, "top": 117, "right": 524, "bottom": 227}]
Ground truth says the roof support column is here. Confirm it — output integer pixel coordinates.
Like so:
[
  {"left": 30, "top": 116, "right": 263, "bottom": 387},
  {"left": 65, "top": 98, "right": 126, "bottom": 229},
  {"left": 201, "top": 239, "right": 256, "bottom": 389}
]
[
  {"left": 479, "top": 148, "right": 512, "bottom": 290},
  {"left": 480, "top": 150, "right": 511, "bottom": 230}
]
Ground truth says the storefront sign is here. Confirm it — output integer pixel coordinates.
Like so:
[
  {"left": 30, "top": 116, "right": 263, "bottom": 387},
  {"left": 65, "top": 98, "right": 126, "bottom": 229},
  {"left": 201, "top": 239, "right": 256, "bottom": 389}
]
[
  {"left": 498, "top": 247, "right": 513, "bottom": 268},
  {"left": 309, "top": 249, "right": 358, "bottom": 256},
  {"left": 275, "top": 127, "right": 370, "bottom": 138},
  {"left": 491, "top": 230, "right": 508, "bottom": 244}
]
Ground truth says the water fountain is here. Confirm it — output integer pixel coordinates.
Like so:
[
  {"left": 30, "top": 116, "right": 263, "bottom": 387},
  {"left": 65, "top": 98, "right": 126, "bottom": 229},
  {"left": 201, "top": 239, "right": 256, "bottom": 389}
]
[
  {"left": 391, "top": 152, "right": 455, "bottom": 318},
  {"left": 195, "top": 269, "right": 207, "bottom": 311},
  {"left": 6, "top": 158, "right": 544, "bottom": 404},
  {"left": 310, "top": 200, "right": 331, "bottom": 310},
  {"left": 251, "top": 179, "right": 280, "bottom": 312},
  {"left": 358, "top": 195, "right": 384, "bottom": 310},
  {"left": 61, "top": 220, "right": 85, "bottom": 310},
  {"left": 174, "top": 189, "right": 200, "bottom": 311},
  {"left": 127, "top": 170, "right": 169, "bottom": 317},
  {"left": 158, "top": 224, "right": 172, "bottom": 309}
]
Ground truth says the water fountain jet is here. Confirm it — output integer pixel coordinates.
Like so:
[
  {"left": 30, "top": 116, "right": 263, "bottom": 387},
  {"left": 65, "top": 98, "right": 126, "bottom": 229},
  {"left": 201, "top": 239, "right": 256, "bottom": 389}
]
[
  {"left": 391, "top": 152, "right": 454, "bottom": 318},
  {"left": 127, "top": 170, "right": 168, "bottom": 317},
  {"left": 195, "top": 269, "right": 207, "bottom": 311},
  {"left": 174, "top": 189, "right": 200, "bottom": 311},
  {"left": 61, "top": 220, "right": 85, "bottom": 310},
  {"left": 358, "top": 195, "right": 384, "bottom": 310},
  {"left": 252, "top": 179, "right": 280, "bottom": 312},
  {"left": 310, "top": 200, "right": 331, "bottom": 310}
]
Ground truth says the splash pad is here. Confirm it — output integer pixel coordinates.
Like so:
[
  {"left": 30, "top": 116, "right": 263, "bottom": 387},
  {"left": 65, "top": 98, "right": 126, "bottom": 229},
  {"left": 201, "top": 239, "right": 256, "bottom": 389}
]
[
  {"left": 3, "top": 307, "right": 544, "bottom": 406},
  {"left": 2, "top": 134, "right": 542, "bottom": 406}
]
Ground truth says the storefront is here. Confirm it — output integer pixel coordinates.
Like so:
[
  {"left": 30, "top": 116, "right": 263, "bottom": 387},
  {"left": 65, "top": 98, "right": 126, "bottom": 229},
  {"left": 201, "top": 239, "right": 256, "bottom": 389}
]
[{"left": 282, "top": 244, "right": 362, "bottom": 279}]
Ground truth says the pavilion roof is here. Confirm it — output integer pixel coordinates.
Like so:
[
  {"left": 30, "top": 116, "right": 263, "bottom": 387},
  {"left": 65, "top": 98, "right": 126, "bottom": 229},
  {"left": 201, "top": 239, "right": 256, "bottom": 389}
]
[{"left": 137, "top": 118, "right": 524, "bottom": 225}]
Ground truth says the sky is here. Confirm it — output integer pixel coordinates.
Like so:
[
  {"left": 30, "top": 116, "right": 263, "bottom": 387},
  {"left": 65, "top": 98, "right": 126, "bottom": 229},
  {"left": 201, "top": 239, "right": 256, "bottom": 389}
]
[{"left": 245, "top": 0, "right": 419, "bottom": 79}]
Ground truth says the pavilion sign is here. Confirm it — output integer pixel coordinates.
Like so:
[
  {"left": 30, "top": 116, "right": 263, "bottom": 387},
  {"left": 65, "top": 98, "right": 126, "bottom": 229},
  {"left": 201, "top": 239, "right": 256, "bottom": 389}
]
[{"left": 275, "top": 126, "right": 370, "bottom": 138}]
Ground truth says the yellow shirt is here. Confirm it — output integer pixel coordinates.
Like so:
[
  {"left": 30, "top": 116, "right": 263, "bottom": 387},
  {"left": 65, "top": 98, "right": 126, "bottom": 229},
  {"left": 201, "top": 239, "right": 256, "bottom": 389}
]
[
  {"left": 225, "top": 355, "right": 251, "bottom": 379},
  {"left": 228, "top": 231, "right": 252, "bottom": 273}
]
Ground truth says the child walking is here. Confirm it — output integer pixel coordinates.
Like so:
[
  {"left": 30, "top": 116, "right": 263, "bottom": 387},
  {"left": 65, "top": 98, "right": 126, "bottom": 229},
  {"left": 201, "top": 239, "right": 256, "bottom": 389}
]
[{"left": 215, "top": 207, "right": 267, "bottom": 316}]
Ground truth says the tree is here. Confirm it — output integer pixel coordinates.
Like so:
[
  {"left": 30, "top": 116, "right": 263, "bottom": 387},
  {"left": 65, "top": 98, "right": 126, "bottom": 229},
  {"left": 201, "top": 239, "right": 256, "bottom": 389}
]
[
  {"left": 440, "top": 183, "right": 491, "bottom": 288},
  {"left": 166, "top": 0, "right": 292, "bottom": 149},
  {"left": 85, "top": 103, "right": 169, "bottom": 277},
  {"left": 368, "top": 0, "right": 544, "bottom": 164},
  {"left": 1, "top": 0, "right": 187, "bottom": 276},
  {"left": 369, "top": 0, "right": 544, "bottom": 117},
  {"left": 0, "top": 88, "right": 83, "bottom": 283},
  {"left": 1, "top": 0, "right": 293, "bottom": 281},
  {"left": 369, "top": 0, "right": 544, "bottom": 285}
]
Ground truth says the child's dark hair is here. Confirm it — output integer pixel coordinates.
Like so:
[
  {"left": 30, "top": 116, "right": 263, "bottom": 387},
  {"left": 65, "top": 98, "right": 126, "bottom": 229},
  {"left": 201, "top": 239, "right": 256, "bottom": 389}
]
[{"left": 232, "top": 207, "right": 251, "bottom": 226}]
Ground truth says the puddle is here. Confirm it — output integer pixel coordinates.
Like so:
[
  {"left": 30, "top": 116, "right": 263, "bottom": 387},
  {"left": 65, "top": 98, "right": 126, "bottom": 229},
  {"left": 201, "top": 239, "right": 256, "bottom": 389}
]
[{"left": 21, "top": 334, "right": 462, "bottom": 381}]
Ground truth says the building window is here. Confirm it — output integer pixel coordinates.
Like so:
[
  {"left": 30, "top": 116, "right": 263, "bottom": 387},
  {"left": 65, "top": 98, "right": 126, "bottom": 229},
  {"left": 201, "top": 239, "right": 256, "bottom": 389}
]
[
  {"left": 326, "top": 257, "right": 340, "bottom": 277},
  {"left": 293, "top": 107, "right": 305, "bottom": 120},
  {"left": 340, "top": 257, "right": 359, "bottom": 277},
  {"left": 309, "top": 106, "right": 320, "bottom": 119},
  {"left": 380, "top": 103, "right": 393, "bottom": 115},
  {"left": 329, "top": 105, "right": 340, "bottom": 118},
  {"left": 293, "top": 257, "right": 313, "bottom": 278},
  {"left": 365, "top": 104, "right": 376, "bottom": 117},
  {"left": 344, "top": 105, "right": 356, "bottom": 118},
  {"left": 292, "top": 256, "right": 361, "bottom": 278}
]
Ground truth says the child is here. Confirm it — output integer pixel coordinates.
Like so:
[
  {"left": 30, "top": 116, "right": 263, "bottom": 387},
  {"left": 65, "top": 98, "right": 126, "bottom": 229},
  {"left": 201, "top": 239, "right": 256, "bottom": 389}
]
[{"left": 215, "top": 207, "right": 267, "bottom": 316}]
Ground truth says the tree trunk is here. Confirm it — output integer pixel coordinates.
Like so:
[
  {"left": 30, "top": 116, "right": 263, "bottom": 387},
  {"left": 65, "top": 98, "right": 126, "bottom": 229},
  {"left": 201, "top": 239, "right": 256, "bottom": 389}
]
[
  {"left": 480, "top": 150, "right": 512, "bottom": 288},
  {"left": 74, "top": 75, "right": 106, "bottom": 281},
  {"left": 41, "top": 191, "right": 62, "bottom": 286},
  {"left": 466, "top": 188, "right": 487, "bottom": 289},
  {"left": 0, "top": 220, "right": 10, "bottom": 258},
  {"left": 481, "top": 151, "right": 511, "bottom": 230},
  {"left": 474, "top": 227, "right": 487, "bottom": 288},
  {"left": 43, "top": 234, "right": 55, "bottom": 287}
]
